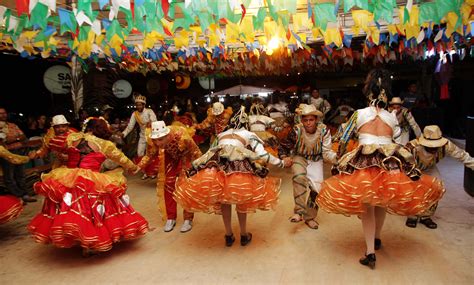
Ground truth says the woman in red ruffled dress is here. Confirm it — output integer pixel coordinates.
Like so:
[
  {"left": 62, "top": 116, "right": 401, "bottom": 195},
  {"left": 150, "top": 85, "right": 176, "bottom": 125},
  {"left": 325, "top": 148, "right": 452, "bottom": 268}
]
[
  {"left": 28, "top": 118, "right": 148, "bottom": 255},
  {"left": 0, "top": 135, "right": 30, "bottom": 224},
  {"left": 316, "top": 69, "right": 445, "bottom": 269},
  {"left": 175, "top": 107, "right": 292, "bottom": 247}
]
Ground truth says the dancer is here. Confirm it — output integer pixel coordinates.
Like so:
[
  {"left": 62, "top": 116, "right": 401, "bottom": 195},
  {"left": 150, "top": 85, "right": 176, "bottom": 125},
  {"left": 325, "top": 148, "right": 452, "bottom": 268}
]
[
  {"left": 388, "top": 97, "right": 422, "bottom": 145},
  {"left": 248, "top": 102, "right": 279, "bottom": 156},
  {"left": 405, "top": 125, "right": 474, "bottom": 229},
  {"left": 138, "top": 121, "right": 202, "bottom": 233},
  {"left": 194, "top": 102, "right": 233, "bottom": 143},
  {"left": 174, "top": 107, "right": 292, "bottom": 247},
  {"left": 0, "top": 107, "right": 36, "bottom": 202},
  {"left": 29, "top": 115, "right": 76, "bottom": 168},
  {"left": 279, "top": 104, "right": 337, "bottom": 229},
  {"left": 28, "top": 117, "right": 148, "bottom": 255},
  {"left": 0, "top": 133, "right": 30, "bottom": 224},
  {"left": 316, "top": 69, "right": 445, "bottom": 269},
  {"left": 122, "top": 93, "right": 157, "bottom": 179},
  {"left": 309, "top": 88, "right": 331, "bottom": 118}
]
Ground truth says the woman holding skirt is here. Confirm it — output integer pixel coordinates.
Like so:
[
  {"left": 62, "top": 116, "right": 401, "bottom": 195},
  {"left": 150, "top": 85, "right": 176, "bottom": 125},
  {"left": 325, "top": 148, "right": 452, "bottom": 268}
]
[
  {"left": 28, "top": 118, "right": 148, "bottom": 255},
  {"left": 175, "top": 107, "right": 292, "bottom": 247},
  {"left": 316, "top": 69, "right": 445, "bottom": 269}
]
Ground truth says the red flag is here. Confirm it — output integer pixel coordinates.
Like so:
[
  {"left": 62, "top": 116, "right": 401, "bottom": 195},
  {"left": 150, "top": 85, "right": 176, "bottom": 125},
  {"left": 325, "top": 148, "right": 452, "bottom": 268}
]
[
  {"left": 161, "top": 0, "right": 169, "bottom": 17},
  {"left": 16, "top": 0, "right": 29, "bottom": 16},
  {"left": 240, "top": 4, "right": 246, "bottom": 24},
  {"left": 131, "top": 2, "right": 135, "bottom": 19}
]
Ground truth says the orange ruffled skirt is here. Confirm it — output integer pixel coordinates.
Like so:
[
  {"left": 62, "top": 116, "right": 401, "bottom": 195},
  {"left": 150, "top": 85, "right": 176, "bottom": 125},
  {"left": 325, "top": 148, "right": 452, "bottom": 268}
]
[
  {"left": 0, "top": 195, "right": 23, "bottom": 224},
  {"left": 317, "top": 167, "right": 445, "bottom": 216},
  {"left": 28, "top": 167, "right": 148, "bottom": 252},
  {"left": 175, "top": 167, "right": 281, "bottom": 215}
]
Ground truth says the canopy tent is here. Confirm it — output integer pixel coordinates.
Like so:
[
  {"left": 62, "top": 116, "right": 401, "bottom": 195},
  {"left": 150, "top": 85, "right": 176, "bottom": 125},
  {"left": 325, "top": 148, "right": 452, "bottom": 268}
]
[{"left": 209, "top": 85, "right": 275, "bottom": 97}]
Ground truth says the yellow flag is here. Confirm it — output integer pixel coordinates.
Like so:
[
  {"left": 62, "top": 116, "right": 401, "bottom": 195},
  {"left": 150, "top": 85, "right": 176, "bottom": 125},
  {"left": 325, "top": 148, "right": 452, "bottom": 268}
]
[
  {"left": 387, "top": 24, "right": 398, "bottom": 35},
  {"left": 174, "top": 30, "right": 189, "bottom": 48},
  {"left": 461, "top": 3, "right": 471, "bottom": 25},
  {"left": 240, "top": 16, "right": 254, "bottom": 43},
  {"left": 264, "top": 21, "right": 277, "bottom": 41},
  {"left": 404, "top": 24, "right": 419, "bottom": 40},
  {"left": 352, "top": 10, "right": 373, "bottom": 33},
  {"left": 323, "top": 28, "right": 342, "bottom": 47},
  {"left": 226, "top": 21, "right": 240, "bottom": 43},
  {"left": 368, "top": 26, "right": 380, "bottom": 44},
  {"left": 208, "top": 31, "right": 220, "bottom": 47},
  {"left": 109, "top": 34, "right": 123, "bottom": 55}
]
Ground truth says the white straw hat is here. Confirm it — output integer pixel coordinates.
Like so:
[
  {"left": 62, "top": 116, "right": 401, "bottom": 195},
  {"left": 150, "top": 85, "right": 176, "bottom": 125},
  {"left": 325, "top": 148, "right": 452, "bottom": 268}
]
[
  {"left": 51, "top": 115, "right": 70, "bottom": 126},
  {"left": 150, "top": 121, "right": 170, "bottom": 139},
  {"left": 300, "top": 104, "right": 323, "bottom": 117},
  {"left": 388, "top": 97, "right": 403, "bottom": 105}
]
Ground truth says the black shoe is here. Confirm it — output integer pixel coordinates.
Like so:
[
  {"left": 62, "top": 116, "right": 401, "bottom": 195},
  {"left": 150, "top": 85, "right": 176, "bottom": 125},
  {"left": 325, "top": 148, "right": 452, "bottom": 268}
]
[
  {"left": 240, "top": 232, "right": 252, "bottom": 246},
  {"left": 359, "top": 253, "right": 376, "bottom": 269},
  {"left": 22, "top": 195, "right": 37, "bottom": 203},
  {"left": 419, "top": 217, "right": 437, "bottom": 229},
  {"left": 225, "top": 234, "right": 235, "bottom": 247},
  {"left": 405, "top": 217, "right": 418, "bottom": 228},
  {"left": 374, "top": 238, "right": 382, "bottom": 250}
]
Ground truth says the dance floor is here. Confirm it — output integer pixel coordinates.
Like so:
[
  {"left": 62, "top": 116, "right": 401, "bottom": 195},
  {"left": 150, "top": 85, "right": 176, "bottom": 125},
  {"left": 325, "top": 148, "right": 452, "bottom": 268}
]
[{"left": 0, "top": 156, "right": 472, "bottom": 284}]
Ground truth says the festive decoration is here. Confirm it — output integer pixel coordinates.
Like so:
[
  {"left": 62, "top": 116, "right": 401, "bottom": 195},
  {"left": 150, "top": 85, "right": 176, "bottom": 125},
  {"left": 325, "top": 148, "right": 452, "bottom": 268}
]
[{"left": 0, "top": 0, "right": 471, "bottom": 76}]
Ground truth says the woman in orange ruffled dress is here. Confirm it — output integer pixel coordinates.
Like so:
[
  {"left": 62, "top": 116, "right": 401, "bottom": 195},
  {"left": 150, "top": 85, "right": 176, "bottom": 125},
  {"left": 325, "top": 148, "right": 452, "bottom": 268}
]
[
  {"left": 316, "top": 69, "right": 445, "bottom": 269},
  {"left": 28, "top": 118, "right": 148, "bottom": 255},
  {"left": 175, "top": 107, "right": 292, "bottom": 247},
  {"left": 0, "top": 133, "right": 30, "bottom": 224}
]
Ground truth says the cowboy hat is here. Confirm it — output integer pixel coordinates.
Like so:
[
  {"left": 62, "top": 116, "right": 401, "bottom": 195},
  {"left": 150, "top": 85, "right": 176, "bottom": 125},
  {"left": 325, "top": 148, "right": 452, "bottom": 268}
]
[
  {"left": 388, "top": 97, "right": 404, "bottom": 105},
  {"left": 150, "top": 121, "right": 170, "bottom": 139},
  {"left": 212, "top": 102, "right": 225, "bottom": 116},
  {"left": 51, "top": 115, "right": 70, "bottom": 126},
  {"left": 418, "top": 125, "right": 448, "bottom": 148},
  {"left": 299, "top": 104, "right": 323, "bottom": 117}
]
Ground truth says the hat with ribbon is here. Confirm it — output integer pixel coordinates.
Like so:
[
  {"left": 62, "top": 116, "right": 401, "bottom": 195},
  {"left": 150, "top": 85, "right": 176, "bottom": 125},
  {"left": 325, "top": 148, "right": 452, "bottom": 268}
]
[
  {"left": 299, "top": 104, "right": 323, "bottom": 117},
  {"left": 418, "top": 125, "right": 448, "bottom": 148},
  {"left": 388, "top": 97, "right": 404, "bottom": 105},
  {"left": 150, "top": 121, "right": 170, "bottom": 139}
]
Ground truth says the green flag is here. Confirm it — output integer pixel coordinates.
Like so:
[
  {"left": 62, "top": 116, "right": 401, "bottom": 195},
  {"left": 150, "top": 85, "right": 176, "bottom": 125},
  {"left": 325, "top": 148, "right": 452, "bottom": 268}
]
[
  {"left": 419, "top": 3, "right": 440, "bottom": 24},
  {"left": 282, "top": 0, "right": 297, "bottom": 14},
  {"left": 435, "top": 0, "right": 462, "bottom": 18},
  {"left": 15, "top": 14, "right": 29, "bottom": 36},
  {"left": 106, "top": 19, "right": 125, "bottom": 41},
  {"left": 78, "top": 25, "right": 91, "bottom": 41},
  {"left": 314, "top": 3, "right": 336, "bottom": 31},
  {"left": 373, "top": 0, "right": 393, "bottom": 23},
  {"left": 197, "top": 11, "right": 213, "bottom": 32},
  {"left": 267, "top": 0, "right": 279, "bottom": 23},
  {"left": 119, "top": 7, "right": 133, "bottom": 32},
  {"left": 253, "top": 7, "right": 266, "bottom": 31},
  {"left": 343, "top": 0, "right": 368, "bottom": 13},
  {"left": 134, "top": 5, "right": 147, "bottom": 32},
  {"left": 144, "top": 0, "right": 157, "bottom": 21},
  {"left": 30, "top": 2, "right": 49, "bottom": 30},
  {"left": 78, "top": 0, "right": 94, "bottom": 20},
  {"left": 278, "top": 10, "right": 291, "bottom": 30}
]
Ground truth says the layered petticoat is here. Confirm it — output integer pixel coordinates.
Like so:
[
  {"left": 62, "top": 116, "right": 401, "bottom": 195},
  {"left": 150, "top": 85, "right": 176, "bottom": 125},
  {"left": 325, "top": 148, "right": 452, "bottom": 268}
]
[
  {"left": 317, "top": 144, "right": 445, "bottom": 216},
  {"left": 0, "top": 195, "right": 23, "bottom": 224},
  {"left": 252, "top": 131, "right": 279, "bottom": 157},
  {"left": 175, "top": 145, "right": 281, "bottom": 214},
  {"left": 28, "top": 167, "right": 148, "bottom": 252}
]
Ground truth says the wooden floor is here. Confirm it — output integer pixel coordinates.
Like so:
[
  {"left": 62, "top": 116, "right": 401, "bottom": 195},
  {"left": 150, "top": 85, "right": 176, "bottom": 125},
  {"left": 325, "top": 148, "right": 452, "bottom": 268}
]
[{"left": 0, "top": 156, "right": 472, "bottom": 284}]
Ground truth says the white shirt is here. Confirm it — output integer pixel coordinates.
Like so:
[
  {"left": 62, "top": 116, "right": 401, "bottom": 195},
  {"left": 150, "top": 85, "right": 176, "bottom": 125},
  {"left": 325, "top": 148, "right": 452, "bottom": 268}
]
[{"left": 122, "top": 108, "right": 157, "bottom": 139}]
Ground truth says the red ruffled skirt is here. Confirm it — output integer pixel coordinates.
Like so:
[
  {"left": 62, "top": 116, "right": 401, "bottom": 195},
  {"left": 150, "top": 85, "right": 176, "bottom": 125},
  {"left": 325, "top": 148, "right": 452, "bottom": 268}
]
[
  {"left": 28, "top": 168, "right": 148, "bottom": 252},
  {"left": 0, "top": 195, "right": 23, "bottom": 224},
  {"left": 317, "top": 167, "right": 445, "bottom": 216}
]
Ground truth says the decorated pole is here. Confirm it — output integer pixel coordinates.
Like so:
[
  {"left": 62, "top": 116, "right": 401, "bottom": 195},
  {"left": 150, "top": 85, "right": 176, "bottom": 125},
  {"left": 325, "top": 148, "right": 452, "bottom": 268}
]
[{"left": 70, "top": 55, "right": 84, "bottom": 119}]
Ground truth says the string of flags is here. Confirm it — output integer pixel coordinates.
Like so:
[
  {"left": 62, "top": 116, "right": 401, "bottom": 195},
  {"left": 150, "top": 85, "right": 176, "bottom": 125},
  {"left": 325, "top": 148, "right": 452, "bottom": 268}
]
[{"left": 0, "top": 0, "right": 472, "bottom": 76}]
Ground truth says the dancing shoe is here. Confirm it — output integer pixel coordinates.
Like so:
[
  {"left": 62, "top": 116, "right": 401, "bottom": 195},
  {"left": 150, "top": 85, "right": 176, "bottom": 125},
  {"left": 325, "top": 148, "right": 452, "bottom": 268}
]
[
  {"left": 359, "top": 253, "right": 376, "bottom": 269},
  {"left": 150, "top": 175, "right": 157, "bottom": 179},
  {"left": 141, "top": 174, "right": 149, "bottom": 180},
  {"left": 180, "top": 220, "right": 193, "bottom": 233},
  {"left": 22, "top": 195, "right": 37, "bottom": 203},
  {"left": 374, "top": 238, "right": 382, "bottom": 250},
  {"left": 225, "top": 234, "right": 235, "bottom": 247},
  {"left": 419, "top": 217, "right": 437, "bottom": 229},
  {"left": 405, "top": 217, "right": 418, "bottom": 228},
  {"left": 163, "top": 219, "right": 176, "bottom": 232},
  {"left": 305, "top": 219, "right": 319, "bottom": 229},
  {"left": 240, "top": 232, "right": 253, "bottom": 246}
]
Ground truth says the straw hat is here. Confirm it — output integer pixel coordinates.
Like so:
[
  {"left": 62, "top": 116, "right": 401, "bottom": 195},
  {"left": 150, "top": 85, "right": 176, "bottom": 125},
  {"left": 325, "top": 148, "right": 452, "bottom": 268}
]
[
  {"left": 0, "top": 133, "right": 6, "bottom": 140},
  {"left": 388, "top": 97, "right": 403, "bottom": 105},
  {"left": 150, "top": 121, "right": 170, "bottom": 139},
  {"left": 300, "top": 104, "right": 323, "bottom": 117},
  {"left": 51, "top": 115, "right": 70, "bottom": 126},
  {"left": 418, "top": 125, "right": 448, "bottom": 148},
  {"left": 212, "top": 102, "right": 225, "bottom": 116},
  {"left": 102, "top": 104, "right": 114, "bottom": 112}
]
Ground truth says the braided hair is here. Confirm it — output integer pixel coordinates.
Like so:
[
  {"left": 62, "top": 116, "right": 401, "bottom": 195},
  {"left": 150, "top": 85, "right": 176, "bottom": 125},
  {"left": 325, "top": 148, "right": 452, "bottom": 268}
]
[{"left": 363, "top": 68, "right": 392, "bottom": 109}]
